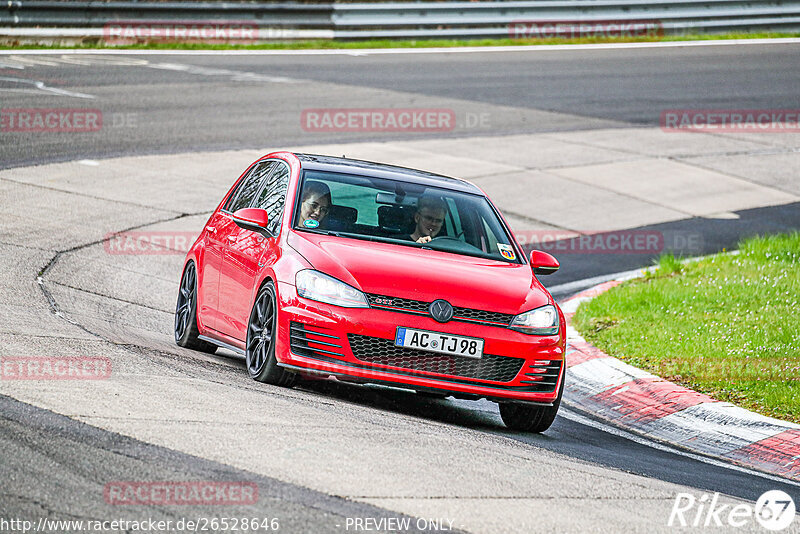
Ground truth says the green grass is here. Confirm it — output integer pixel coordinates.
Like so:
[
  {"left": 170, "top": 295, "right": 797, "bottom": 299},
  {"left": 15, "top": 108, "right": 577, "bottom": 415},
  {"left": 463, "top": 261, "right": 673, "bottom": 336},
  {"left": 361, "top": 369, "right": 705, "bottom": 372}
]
[
  {"left": 2, "top": 32, "right": 799, "bottom": 50},
  {"left": 573, "top": 232, "right": 800, "bottom": 424}
]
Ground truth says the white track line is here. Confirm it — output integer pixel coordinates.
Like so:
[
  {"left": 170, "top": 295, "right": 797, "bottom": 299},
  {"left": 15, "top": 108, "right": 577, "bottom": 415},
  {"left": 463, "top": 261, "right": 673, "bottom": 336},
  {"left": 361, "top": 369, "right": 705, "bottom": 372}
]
[
  {"left": 460, "top": 397, "right": 800, "bottom": 488},
  {"left": 549, "top": 250, "right": 741, "bottom": 298},
  {"left": 548, "top": 267, "right": 646, "bottom": 298},
  {"left": 1, "top": 38, "right": 800, "bottom": 56},
  {"left": 559, "top": 405, "right": 800, "bottom": 490},
  {"left": 0, "top": 76, "right": 95, "bottom": 99}
]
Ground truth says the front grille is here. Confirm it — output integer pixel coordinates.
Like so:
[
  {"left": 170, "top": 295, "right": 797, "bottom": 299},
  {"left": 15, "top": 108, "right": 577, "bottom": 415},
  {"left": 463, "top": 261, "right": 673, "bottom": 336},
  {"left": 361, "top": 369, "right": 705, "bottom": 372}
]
[
  {"left": 453, "top": 307, "right": 515, "bottom": 325},
  {"left": 348, "top": 334, "right": 524, "bottom": 383},
  {"left": 365, "top": 293, "right": 514, "bottom": 327},
  {"left": 290, "top": 322, "right": 346, "bottom": 359},
  {"left": 367, "top": 294, "right": 428, "bottom": 313}
]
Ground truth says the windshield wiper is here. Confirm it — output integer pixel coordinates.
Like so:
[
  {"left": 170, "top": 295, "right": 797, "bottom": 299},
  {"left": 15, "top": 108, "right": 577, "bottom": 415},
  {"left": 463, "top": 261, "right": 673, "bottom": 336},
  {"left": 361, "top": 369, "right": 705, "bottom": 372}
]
[{"left": 298, "top": 228, "right": 341, "bottom": 237}]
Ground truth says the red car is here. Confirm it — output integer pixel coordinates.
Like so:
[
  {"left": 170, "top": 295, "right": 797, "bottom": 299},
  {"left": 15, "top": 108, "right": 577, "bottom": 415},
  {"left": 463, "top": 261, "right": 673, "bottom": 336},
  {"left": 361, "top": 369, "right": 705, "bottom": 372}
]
[{"left": 175, "top": 152, "right": 566, "bottom": 432}]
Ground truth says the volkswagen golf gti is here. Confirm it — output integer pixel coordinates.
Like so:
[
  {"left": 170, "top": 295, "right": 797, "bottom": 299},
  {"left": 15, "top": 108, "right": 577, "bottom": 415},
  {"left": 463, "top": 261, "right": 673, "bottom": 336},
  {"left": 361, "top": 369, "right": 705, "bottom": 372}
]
[{"left": 175, "top": 151, "right": 566, "bottom": 432}]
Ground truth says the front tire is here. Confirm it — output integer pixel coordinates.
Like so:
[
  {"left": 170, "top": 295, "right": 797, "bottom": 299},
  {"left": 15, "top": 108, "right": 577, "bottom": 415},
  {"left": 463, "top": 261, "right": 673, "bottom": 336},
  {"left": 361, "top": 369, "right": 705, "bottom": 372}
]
[
  {"left": 175, "top": 262, "right": 217, "bottom": 353},
  {"left": 499, "top": 373, "right": 564, "bottom": 433},
  {"left": 245, "top": 282, "right": 296, "bottom": 387}
]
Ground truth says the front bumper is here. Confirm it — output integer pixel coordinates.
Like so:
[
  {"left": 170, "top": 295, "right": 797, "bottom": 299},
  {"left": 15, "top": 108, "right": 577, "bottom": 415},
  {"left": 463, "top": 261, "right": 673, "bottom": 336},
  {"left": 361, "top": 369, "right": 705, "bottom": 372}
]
[{"left": 274, "top": 281, "right": 565, "bottom": 403}]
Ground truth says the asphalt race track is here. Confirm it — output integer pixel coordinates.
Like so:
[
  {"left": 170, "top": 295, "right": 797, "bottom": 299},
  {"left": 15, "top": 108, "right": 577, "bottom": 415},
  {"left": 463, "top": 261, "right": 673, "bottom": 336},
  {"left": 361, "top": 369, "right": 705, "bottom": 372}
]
[
  {"left": 1, "top": 43, "right": 799, "bottom": 533},
  {"left": 2, "top": 44, "right": 800, "bottom": 168}
]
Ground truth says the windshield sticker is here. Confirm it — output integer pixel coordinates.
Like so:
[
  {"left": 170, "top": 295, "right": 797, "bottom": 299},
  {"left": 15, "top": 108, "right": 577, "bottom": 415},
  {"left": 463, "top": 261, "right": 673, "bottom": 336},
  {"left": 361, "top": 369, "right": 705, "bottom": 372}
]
[
  {"left": 498, "top": 244, "right": 516, "bottom": 261},
  {"left": 303, "top": 219, "right": 320, "bottom": 229}
]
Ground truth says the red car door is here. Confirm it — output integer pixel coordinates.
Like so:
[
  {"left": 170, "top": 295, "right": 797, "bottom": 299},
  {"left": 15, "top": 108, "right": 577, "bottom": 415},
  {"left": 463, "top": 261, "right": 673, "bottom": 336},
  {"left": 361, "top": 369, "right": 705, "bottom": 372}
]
[
  {"left": 217, "top": 160, "right": 289, "bottom": 341},
  {"left": 218, "top": 228, "right": 273, "bottom": 339},
  {"left": 201, "top": 162, "right": 267, "bottom": 337},
  {"left": 197, "top": 210, "right": 227, "bottom": 332}
]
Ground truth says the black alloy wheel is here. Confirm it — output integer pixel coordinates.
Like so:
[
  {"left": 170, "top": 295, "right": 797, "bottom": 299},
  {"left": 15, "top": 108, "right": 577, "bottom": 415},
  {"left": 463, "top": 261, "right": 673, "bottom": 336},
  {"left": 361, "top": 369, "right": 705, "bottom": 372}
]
[
  {"left": 174, "top": 262, "right": 216, "bottom": 353},
  {"left": 245, "top": 281, "right": 297, "bottom": 387}
]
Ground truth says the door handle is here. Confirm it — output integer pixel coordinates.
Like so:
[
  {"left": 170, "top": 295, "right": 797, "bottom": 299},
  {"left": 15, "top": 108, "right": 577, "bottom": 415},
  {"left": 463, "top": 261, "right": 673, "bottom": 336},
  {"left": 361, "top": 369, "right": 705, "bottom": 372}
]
[
  {"left": 227, "top": 235, "right": 236, "bottom": 242},
  {"left": 206, "top": 226, "right": 216, "bottom": 234}
]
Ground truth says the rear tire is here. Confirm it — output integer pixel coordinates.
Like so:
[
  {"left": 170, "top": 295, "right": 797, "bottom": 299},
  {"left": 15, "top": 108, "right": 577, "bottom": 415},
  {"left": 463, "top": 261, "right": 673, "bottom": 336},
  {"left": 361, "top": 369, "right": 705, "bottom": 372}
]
[
  {"left": 245, "top": 282, "right": 297, "bottom": 387},
  {"left": 499, "top": 374, "right": 564, "bottom": 433},
  {"left": 174, "top": 262, "right": 217, "bottom": 354}
]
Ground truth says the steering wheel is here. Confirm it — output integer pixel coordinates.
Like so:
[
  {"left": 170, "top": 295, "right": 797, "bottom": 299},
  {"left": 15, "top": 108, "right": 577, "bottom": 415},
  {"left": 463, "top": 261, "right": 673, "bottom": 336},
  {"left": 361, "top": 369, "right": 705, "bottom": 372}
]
[
  {"left": 426, "top": 235, "right": 482, "bottom": 253},
  {"left": 428, "top": 236, "right": 463, "bottom": 244}
]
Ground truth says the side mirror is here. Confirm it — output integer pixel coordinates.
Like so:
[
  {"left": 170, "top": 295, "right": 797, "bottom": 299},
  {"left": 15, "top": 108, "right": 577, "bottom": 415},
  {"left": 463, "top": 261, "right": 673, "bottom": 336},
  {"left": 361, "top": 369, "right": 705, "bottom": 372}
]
[
  {"left": 530, "top": 250, "right": 559, "bottom": 275},
  {"left": 232, "top": 208, "right": 271, "bottom": 237}
]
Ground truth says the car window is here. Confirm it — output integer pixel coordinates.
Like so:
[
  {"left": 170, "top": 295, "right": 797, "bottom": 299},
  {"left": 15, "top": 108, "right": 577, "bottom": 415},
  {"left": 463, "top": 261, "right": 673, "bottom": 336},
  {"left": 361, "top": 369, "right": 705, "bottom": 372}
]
[
  {"left": 224, "top": 161, "right": 278, "bottom": 213},
  {"left": 254, "top": 162, "right": 290, "bottom": 235},
  {"left": 482, "top": 217, "right": 499, "bottom": 251},
  {"left": 326, "top": 180, "right": 378, "bottom": 226},
  {"left": 444, "top": 197, "right": 462, "bottom": 238},
  {"left": 293, "top": 170, "right": 522, "bottom": 263}
]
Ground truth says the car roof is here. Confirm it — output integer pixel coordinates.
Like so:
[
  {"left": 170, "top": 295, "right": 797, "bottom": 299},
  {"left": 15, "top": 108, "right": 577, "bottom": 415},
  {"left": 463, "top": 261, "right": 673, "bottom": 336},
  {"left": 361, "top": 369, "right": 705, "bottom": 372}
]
[{"left": 294, "top": 153, "right": 483, "bottom": 195}]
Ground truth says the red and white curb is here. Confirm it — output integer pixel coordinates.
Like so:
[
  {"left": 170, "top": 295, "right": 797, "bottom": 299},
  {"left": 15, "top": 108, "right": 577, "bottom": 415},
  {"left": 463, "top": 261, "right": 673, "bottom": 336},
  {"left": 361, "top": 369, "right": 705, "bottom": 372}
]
[{"left": 561, "top": 280, "right": 800, "bottom": 482}]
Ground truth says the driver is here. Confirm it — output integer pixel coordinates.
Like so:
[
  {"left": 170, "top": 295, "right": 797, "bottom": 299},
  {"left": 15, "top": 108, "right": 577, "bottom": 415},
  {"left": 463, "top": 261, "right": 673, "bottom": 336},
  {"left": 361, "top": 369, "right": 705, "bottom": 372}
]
[
  {"left": 297, "top": 181, "right": 332, "bottom": 229},
  {"left": 410, "top": 196, "right": 446, "bottom": 244}
]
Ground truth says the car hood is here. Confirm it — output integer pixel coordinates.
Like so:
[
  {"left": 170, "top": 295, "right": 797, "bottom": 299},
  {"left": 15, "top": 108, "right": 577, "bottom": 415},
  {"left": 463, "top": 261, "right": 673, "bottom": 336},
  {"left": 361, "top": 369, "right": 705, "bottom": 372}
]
[{"left": 287, "top": 231, "right": 551, "bottom": 315}]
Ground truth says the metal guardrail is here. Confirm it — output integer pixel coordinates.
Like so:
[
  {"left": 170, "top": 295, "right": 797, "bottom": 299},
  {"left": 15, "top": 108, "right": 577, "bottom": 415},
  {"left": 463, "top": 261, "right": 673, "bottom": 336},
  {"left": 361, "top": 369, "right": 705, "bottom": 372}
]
[
  {"left": 3, "top": 1, "right": 333, "bottom": 28},
  {"left": 2, "top": 0, "right": 800, "bottom": 40}
]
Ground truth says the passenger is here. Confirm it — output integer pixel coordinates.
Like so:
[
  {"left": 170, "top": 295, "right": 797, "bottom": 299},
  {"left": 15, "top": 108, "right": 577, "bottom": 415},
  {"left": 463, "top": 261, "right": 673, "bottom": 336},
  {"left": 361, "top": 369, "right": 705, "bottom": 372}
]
[
  {"left": 410, "top": 196, "right": 447, "bottom": 244},
  {"left": 297, "top": 181, "right": 331, "bottom": 229}
]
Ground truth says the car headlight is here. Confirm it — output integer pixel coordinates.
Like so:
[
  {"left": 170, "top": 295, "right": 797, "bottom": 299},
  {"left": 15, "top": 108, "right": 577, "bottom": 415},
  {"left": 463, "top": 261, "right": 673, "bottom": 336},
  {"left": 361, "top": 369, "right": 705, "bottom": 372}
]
[
  {"left": 509, "top": 304, "right": 559, "bottom": 335},
  {"left": 295, "top": 270, "right": 369, "bottom": 308}
]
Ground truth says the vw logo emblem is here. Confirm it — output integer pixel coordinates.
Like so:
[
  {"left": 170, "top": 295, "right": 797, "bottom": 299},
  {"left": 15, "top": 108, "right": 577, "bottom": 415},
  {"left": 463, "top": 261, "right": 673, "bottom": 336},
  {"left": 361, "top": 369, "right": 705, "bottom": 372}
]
[{"left": 429, "top": 299, "right": 454, "bottom": 323}]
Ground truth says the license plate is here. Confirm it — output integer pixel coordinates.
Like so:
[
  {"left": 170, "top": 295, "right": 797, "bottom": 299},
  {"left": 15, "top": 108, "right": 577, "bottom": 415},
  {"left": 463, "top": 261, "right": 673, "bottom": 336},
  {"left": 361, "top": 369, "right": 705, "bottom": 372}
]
[{"left": 394, "top": 327, "right": 484, "bottom": 359}]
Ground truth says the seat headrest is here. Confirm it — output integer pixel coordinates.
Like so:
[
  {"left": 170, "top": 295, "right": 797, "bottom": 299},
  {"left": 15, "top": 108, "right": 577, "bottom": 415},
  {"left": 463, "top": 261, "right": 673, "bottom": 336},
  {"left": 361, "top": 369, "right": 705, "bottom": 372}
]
[
  {"left": 378, "top": 205, "right": 414, "bottom": 233},
  {"left": 327, "top": 205, "right": 357, "bottom": 225}
]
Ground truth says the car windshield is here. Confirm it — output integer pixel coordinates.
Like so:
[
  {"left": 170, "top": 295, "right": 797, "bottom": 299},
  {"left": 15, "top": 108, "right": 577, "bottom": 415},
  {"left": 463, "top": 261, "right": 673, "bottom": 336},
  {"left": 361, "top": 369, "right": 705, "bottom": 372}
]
[{"left": 292, "top": 170, "right": 523, "bottom": 263}]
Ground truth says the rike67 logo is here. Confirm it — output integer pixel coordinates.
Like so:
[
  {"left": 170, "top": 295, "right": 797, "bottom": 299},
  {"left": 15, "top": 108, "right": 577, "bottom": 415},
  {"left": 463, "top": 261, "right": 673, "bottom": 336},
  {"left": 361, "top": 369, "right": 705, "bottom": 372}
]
[{"left": 669, "top": 490, "right": 796, "bottom": 531}]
